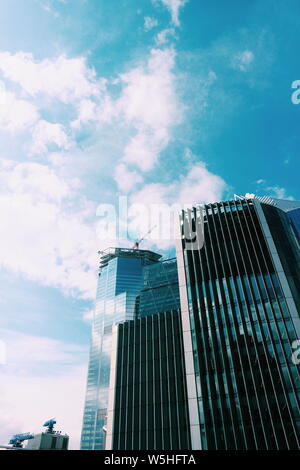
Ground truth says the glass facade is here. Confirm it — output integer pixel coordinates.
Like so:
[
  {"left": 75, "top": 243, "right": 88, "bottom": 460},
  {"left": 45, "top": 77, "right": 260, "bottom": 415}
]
[
  {"left": 251, "top": 195, "right": 300, "bottom": 241},
  {"left": 262, "top": 204, "right": 300, "bottom": 316},
  {"left": 288, "top": 208, "right": 300, "bottom": 241},
  {"left": 138, "top": 258, "right": 181, "bottom": 317},
  {"left": 80, "top": 248, "right": 161, "bottom": 450},
  {"left": 109, "top": 310, "right": 191, "bottom": 450},
  {"left": 177, "top": 198, "right": 300, "bottom": 449}
]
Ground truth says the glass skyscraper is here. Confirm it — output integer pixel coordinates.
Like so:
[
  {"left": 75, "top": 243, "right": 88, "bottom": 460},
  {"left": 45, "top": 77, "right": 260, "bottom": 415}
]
[
  {"left": 138, "top": 258, "right": 181, "bottom": 317},
  {"left": 80, "top": 248, "right": 161, "bottom": 450},
  {"left": 82, "top": 195, "right": 300, "bottom": 451},
  {"left": 176, "top": 196, "right": 300, "bottom": 449}
]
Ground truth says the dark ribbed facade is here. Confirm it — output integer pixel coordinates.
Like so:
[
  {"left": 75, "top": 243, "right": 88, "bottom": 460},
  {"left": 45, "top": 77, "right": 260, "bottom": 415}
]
[
  {"left": 106, "top": 310, "right": 191, "bottom": 450},
  {"left": 177, "top": 197, "right": 300, "bottom": 450}
]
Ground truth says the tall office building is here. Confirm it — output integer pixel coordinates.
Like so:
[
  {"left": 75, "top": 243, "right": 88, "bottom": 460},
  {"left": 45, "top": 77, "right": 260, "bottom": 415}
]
[
  {"left": 80, "top": 248, "right": 161, "bottom": 450},
  {"left": 252, "top": 195, "right": 300, "bottom": 241},
  {"left": 138, "top": 258, "right": 181, "bottom": 317},
  {"left": 106, "top": 310, "right": 191, "bottom": 450},
  {"left": 105, "top": 258, "right": 190, "bottom": 450},
  {"left": 176, "top": 196, "right": 300, "bottom": 449}
]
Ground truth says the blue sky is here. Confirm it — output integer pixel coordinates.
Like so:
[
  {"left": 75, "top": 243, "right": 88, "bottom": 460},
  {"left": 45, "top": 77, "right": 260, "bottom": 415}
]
[{"left": 0, "top": 0, "right": 299, "bottom": 449}]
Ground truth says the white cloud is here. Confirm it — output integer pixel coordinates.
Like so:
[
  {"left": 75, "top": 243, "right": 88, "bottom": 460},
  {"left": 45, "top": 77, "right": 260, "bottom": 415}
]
[
  {"left": 0, "top": 329, "right": 86, "bottom": 370},
  {"left": 41, "top": 2, "right": 60, "bottom": 18},
  {"left": 265, "top": 186, "right": 294, "bottom": 200},
  {"left": 123, "top": 128, "right": 169, "bottom": 171},
  {"left": 114, "top": 163, "right": 143, "bottom": 192},
  {"left": 156, "top": 0, "right": 188, "bottom": 27},
  {"left": 133, "top": 159, "right": 227, "bottom": 207},
  {"left": 255, "top": 179, "right": 294, "bottom": 200},
  {"left": 0, "top": 160, "right": 98, "bottom": 299},
  {"left": 128, "top": 155, "right": 228, "bottom": 248},
  {"left": 48, "top": 47, "right": 183, "bottom": 189},
  {"left": 114, "top": 47, "right": 181, "bottom": 182},
  {"left": 177, "top": 162, "right": 228, "bottom": 205},
  {"left": 118, "top": 48, "right": 178, "bottom": 130},
  {"left": 155, "top": 28, "right": 176, "bottom": 45},
  {"left": 0, "top": 52, "right": 104, "bottom": 104},
  {"left": 144, "top": 16, "right": 159, "bottom": 31},
  {"left": 71, "top": 99, "right": 97, "bottom": 129},
  {"left": 234, "top": 50, "right": 255, "bottom": 71},
  {"left": 30, "top": 120, "right": 71, "bottom": 155},
  {"left": 1, "top": 161, "right": 77, "bottom": 203},
  {"left": 0, "top": 329, "right": 87, "bottom": 449},
  {"left": 0, "top": 89, "right": 39, "bottom": 132},
  {"left": 71, "top": 94, "right": 116, "bottom": 129}
]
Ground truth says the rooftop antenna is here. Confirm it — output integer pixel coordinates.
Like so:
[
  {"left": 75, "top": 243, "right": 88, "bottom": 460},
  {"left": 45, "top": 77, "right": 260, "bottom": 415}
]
[
  {"left": 133, "top": 225, "right": 157, "bottom": 250},
  {"left": 43, "top": 418, "right": 56, "bottom": 434}
]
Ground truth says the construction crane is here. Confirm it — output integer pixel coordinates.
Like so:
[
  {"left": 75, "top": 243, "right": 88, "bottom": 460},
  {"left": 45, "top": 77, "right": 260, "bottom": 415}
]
[
  {"left": 133, "top": 225, "right": 157, "bottom": 250},
  {"left": 43, "top": 418, "right": 56, "bottom": 434}
]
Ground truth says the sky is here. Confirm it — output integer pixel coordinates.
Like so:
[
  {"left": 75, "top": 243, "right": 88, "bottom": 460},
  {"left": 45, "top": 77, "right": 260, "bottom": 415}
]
[{"left": 0, "top": 0, "right": 300, "bottom": 449}]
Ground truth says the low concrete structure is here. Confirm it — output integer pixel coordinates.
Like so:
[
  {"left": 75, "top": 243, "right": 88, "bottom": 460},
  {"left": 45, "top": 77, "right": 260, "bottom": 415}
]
[{"left": 26, "top": 432, "right": 69, "bottom": 450}]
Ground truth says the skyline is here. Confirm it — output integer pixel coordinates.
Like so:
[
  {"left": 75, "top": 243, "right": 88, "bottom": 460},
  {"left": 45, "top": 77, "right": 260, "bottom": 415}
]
[{"left": 0, "top": 0, "right": 300, "bottom": 449}]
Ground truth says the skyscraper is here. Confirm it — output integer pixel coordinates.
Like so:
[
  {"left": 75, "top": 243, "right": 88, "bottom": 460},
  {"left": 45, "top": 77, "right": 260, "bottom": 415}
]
[
  {"left": 176, "top": 196, "right": 300, "bottom": 449},
  {"left": 80, "top": 248, "right": 161, "bottom": 450},
  {"left": 138, "top": 258, "right": 181, "bottom": 317},
  {"left": 105, "top": 258, "right": 190, "bottom": 450},
  {"left": 105, "top": 310, "right": 191, "bottom": 450},
  {"left": 251, "top": 195, "right": 300, "bottom": 241}
]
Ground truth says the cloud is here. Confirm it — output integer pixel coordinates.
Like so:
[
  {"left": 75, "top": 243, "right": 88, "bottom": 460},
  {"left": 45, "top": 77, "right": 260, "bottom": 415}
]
[
  {"left": 114, "top": 163, "right": 143, "bottom": 192},
  {"left": 233, "top": 50, "right": 255, "bottom": 71},
  {"left": 176, "top": 161, "right": 228, "bottom": 205},
  {"left": 265, "top": 186, "right": 294, "bottom": 200},
  {"left": 0, "top": 52, "right": 104, "bottom": 104},
  {"left": 0, "top": 329, "right": 87, "bottom": 449},
  {"left": 132, "top": 159, "right": 227, "bottom": 207},
  {"left": 0, "top": 88, "right": 39, "bottom": 132},
  {"left": 128, "top": 154, "right": 228, "bottom": 248},
  {"left": 0, "top": 160, "right": 98, "bottom": 299},
  {"left": 256, "top": 179, "right": 294, "bottom": 200},
  {"left": 156, "top": 0, "right": 188, "bottom": 27},
  {"left": 41, "top": 1, "right": 60, "bottom": 18},
  {"left": 123, "top": 128, "right": 169, "bottom": 171},
  {"left": 30, "top": 120, "right": 71, "bottom": 155},
  {"left": 114, "top": 47, "right": 182, "bottom": 184},
  {"left": 0, "top": 329, "right": 87, "bottom": 372},
  {"left": 38, "top": 47, "right": 183, "bottom": 191},
  {"left": 71, "top": 99, "right": 97, "bottom": 129},
  {"left": 1, "top": 161, "right": 76, "bottom": 203},
  {"left": 144, "top": 16, "right": 158, "bottom": 31},
  {"left": 155, "top": 28, "right": 176, "bottom": 45},
  {"left": 118, "top": 48, "right": 179, "bottom": 130}
]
